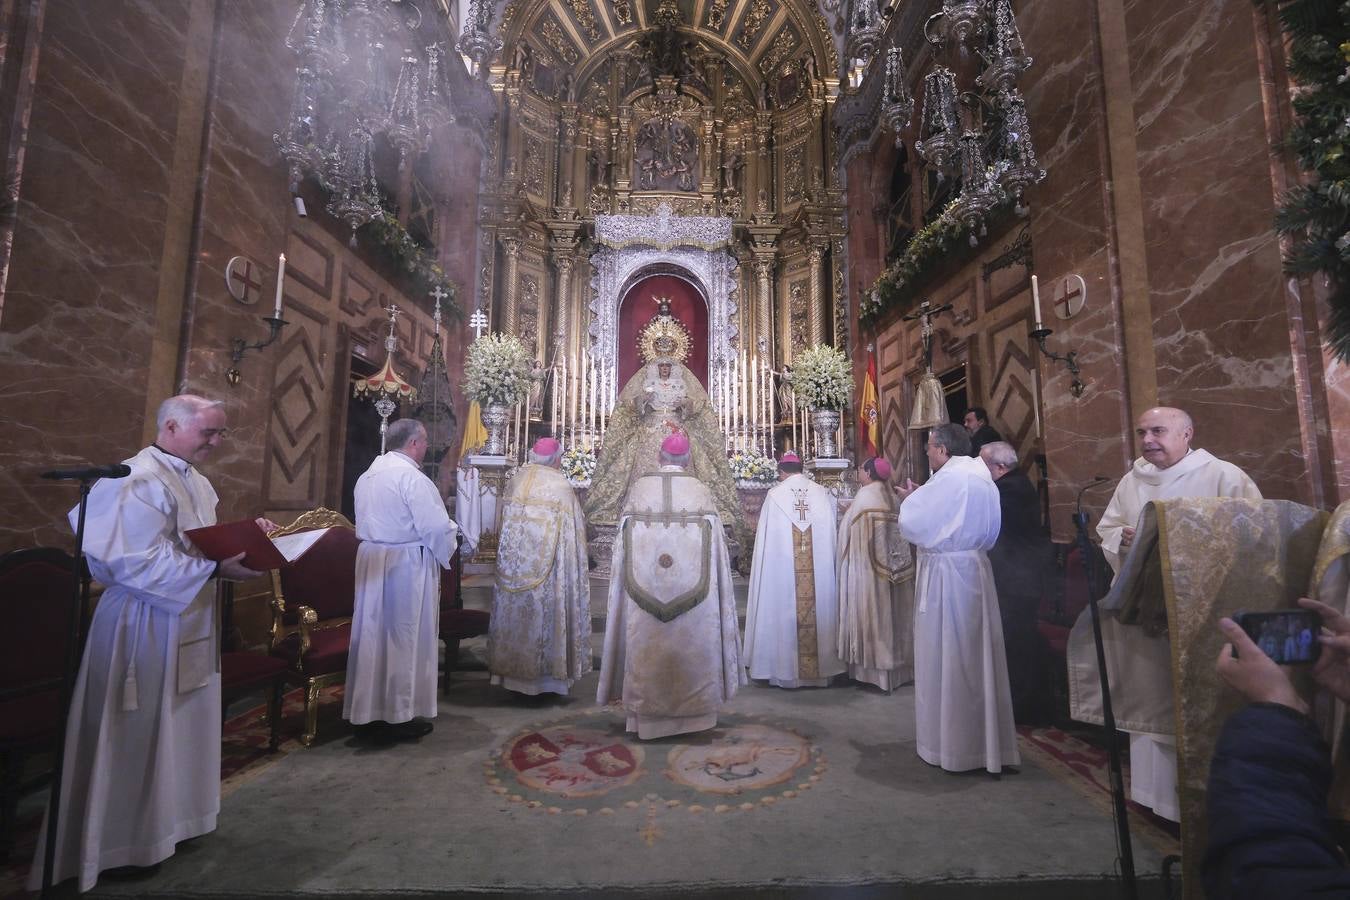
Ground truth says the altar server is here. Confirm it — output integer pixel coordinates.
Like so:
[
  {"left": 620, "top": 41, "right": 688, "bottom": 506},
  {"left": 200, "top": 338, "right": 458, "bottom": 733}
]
[
  {"left": 489, "top": 437, "right": 591, "bottom": 695},
  {"left": 898, "top": 422, "right": 1019, "bottom": 774},
  {"left": 597, "top": 433, "right": 743, "bottom": 738},
  {"left": 744, "top": 451, "right": 844, "bottom": 688},
  {"left": 345, "top": 418, "right": 457, "bottom": 740},
  {"left": 836, "top": 456, "right": 915, "bottom": 691},
  {"left": 29, "top": 395, "right": 266, "bottom": 893}
]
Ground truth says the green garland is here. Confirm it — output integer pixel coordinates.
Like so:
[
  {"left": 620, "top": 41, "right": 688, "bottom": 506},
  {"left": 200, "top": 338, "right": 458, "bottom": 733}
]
[
  {"left": 1268, "top": 0, "right": 1350, "bottom": 360},
  {"left": 860, "top": 198, "right": 1011, "bottom": 326},
  {"left": 360, "top": 212, "right": 463, "bottom": 318}
]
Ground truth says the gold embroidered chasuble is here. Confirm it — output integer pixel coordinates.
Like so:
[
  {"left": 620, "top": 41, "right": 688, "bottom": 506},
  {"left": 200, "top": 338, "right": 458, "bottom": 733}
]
[
  {"left": 835, "top": 480, "right": 915, "bottom": 689},
  {"left": 488, "top": 464, "right": 592, "bottom": 693}
]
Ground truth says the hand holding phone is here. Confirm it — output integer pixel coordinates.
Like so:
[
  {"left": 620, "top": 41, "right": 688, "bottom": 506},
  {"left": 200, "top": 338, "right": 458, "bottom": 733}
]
[
  {"left": 1232, "top": 610, "right": 1321, "bottom": 665},
  {"left": 1216, "top": 617, "right": 1308, "bottom": 714}
]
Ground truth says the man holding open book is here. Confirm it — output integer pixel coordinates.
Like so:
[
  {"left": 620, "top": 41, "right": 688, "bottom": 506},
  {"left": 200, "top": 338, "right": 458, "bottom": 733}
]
[
  {"left": 29, "top": 395, "right": 272, "bottom": 893},
  {"left": 344, "top": 418, "right": 458, "bottom": 741}
]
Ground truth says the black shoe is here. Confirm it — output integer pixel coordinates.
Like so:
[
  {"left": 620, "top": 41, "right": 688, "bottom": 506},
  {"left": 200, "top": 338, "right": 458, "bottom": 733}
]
[
  {"left": 353, "top": 721, "right": 397, "bottom": 743},
  {"left": 388, "top": 719, "right": 434, "bottom": 740}
]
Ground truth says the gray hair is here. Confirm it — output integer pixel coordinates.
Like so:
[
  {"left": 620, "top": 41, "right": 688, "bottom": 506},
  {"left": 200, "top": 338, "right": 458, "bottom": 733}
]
[
  {"left": 930, "top": 422, "right": 972, "bottom": 457},
  {"left": 980, "top": 441, "right": 1018, "bottom": 468},
  {"left": 156, "top": 395, "right": 222, "bottom": 431},
  {"left": 659, "top": 449, "right": 691, "bottom": 468},
  {"left": 386, "top": 418, "right": 426, "bottom": 451},
  {"left": 529, "top": 446, "right": 563, "bottom": 466}
]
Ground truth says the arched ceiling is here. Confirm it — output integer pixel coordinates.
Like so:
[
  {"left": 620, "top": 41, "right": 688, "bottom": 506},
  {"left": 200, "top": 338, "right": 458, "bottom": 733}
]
[{"left": 497, "top": 0, "right": 840, "bottom": 97}]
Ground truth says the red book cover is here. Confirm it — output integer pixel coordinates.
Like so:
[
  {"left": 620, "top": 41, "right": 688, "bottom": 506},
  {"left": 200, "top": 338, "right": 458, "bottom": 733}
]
[{"left": 185, "top": 519, "right": 287, "bottom": 571}]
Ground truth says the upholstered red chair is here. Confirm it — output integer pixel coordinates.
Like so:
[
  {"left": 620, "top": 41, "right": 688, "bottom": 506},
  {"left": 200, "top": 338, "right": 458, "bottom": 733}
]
[
  {"left": 267, "top": 508, "right": 359, "bottom": 747},
  {"left": 0, "top": 547, "right": 83, "bottom": 859},
  {"left": 440, "top": 535, "right": 488, "bottom": 693}
]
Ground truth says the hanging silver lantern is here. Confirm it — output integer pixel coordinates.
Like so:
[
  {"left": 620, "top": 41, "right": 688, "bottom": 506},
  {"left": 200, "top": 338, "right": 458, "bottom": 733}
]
[
  {"left": 996, "top": 88, "right": 1046, "bottom": 215},
  {"left": 881, "top": 46, "right": 914, "bottom": 147},
  {"left": 977, "top": 0, "right": 1032, "bottom": 93},
  {"left": 914, "top": 67, "right": 961, "bottom": 171}
]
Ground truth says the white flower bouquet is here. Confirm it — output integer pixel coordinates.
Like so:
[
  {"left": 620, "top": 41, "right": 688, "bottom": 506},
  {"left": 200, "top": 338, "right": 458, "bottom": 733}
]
[
  {"left": 463, "top": 333, "right": 533, "bottom": 406},
  {"left": 728, "top": 452, "right": 777, "bottom": 486},
  {"left": 787, "top": 345, "right": 852, "bottom": 410},
  {"left": 560, "top": 445, "right": 597, "bottom": 485}
]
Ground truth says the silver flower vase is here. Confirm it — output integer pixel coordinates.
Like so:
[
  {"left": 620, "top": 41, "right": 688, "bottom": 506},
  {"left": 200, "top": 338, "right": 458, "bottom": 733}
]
[
  {"left": 811, "top": 407, "right": 842, "bottom": 459},
  {"left": 481, "top": 402, "right": 511, "bottom": 456}
]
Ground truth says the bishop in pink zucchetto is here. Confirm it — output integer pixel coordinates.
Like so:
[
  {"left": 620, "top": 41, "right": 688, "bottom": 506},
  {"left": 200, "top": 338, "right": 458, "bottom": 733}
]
[
  {"left": 870, "top": 457, "right": 892, "bottom": 481},
  {"left": 661, "top": 432, "right": 690, "bottom": 457},
  {"left": 532, "top": 437, "right": 560, "bottom": 457},
  {"left": 779, "top": 451, "right": 800, "bottom": 464}
]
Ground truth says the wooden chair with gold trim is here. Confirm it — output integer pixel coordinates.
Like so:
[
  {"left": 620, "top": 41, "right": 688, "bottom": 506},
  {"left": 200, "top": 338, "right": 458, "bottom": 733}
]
[{"left": 266, "top": 508, "right": 359, "bottom": 747}]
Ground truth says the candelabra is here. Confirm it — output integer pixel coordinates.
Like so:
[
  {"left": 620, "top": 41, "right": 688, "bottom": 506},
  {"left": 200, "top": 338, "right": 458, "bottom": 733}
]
[
  {"left": 1030, "top": 326, "right": 1085, "bottom": 398},
  {"left": 226, "top": 316, "right": 289, "bottom": 386}
]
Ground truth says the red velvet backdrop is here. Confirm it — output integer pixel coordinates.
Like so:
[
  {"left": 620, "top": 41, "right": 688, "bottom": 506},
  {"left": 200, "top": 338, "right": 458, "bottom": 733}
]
[{"left": 617, "top": 274, "right": 709, "bottom": 388}]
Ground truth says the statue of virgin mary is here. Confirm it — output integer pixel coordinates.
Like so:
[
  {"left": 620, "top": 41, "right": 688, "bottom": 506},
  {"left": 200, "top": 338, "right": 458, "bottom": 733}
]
[{"left": 583, "top": 311, "right": 746, "bottom": 544}]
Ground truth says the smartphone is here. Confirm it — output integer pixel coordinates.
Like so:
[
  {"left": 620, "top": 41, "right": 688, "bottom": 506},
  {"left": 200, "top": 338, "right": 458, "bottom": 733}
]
[{"left": 1233, "top": 610, "right": 1321, "bottom": 665}]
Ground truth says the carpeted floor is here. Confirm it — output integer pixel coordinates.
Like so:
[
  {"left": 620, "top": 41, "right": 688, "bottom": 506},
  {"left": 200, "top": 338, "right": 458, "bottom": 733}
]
[{"left": 1, "top": 577, "right": 1179, "bottom": 899}]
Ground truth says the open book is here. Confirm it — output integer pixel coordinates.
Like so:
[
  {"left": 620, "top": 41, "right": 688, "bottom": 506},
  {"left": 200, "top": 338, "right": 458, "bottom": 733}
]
[{"left": 185, "top": 518, "right": 334, "bottom": 571}]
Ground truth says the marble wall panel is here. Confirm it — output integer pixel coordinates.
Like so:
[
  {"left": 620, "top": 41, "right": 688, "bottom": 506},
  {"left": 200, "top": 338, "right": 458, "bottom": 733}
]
[{"left": 0, "top": 0, "right": 192, "bottom": 549}]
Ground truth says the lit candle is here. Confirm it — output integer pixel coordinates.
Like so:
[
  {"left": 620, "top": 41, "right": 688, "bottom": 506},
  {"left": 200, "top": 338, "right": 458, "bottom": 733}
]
[
  {"left": 274, "top": 253, "right": 286, "bottom": 317},
  {"left": 1031, "top": 274, "right": 1042, "bottom": 330}
]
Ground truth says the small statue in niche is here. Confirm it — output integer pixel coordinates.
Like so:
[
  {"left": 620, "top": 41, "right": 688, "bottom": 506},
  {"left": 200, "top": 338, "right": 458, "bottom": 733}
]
[{"left": 512, "top": 42, "right": 533, "bottom": 77}]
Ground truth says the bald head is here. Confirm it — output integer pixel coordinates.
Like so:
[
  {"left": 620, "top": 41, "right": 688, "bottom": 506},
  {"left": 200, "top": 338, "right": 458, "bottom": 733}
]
[{"left": 1135, "top": 406, "right": 1193, "bottom": 469}]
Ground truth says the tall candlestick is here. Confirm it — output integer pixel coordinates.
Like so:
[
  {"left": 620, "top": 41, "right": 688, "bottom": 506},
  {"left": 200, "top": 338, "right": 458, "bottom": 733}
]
[
  {"left": 1031, "top": 275, "right": 1043, "bottom": 329},
  {"left": 274, "top": 253, "right": 286, "bottom": 317}
]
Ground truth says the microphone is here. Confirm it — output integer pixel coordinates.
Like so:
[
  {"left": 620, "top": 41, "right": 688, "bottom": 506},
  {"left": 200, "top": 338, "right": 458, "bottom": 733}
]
[{"left": 41, "top": 464, "right": 132, "bottom": 481}]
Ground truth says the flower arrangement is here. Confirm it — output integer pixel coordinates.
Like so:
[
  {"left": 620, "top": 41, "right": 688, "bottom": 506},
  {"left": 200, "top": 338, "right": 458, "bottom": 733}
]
[
  {"left": 728, "top": 452, "right": 777, "bottom": 485},
  {"left": 463, "top": 334, "right": 534, "bottom": 406},
  {"left": 560, "top": 445, "right": 597, "bottom": 485},
  {"left": 787, "top": 345, "right": 853, "bottom": 410},
  {"left": 361, "top": 212, "right": 462, "bottom": 316}
]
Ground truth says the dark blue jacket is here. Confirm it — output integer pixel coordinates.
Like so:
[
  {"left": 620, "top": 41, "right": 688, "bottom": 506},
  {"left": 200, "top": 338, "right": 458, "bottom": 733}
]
[{"left": 1203, "top": 703, "right": 1350, "bottom": 898}]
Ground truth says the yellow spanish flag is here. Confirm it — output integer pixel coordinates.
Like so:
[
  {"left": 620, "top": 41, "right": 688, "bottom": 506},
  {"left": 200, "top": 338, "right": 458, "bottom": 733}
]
[
  {"left": 460, "top": 400, "right": 488, "bottom": 456},
  {"left": 860, "top": 350, "right": 879, "bottom": 458}
]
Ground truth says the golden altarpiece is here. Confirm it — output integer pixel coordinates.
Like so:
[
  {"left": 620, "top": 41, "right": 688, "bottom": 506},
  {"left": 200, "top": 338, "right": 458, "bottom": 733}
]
[{"left": 474, "top": 0, "right": 848, "bottom": 457}]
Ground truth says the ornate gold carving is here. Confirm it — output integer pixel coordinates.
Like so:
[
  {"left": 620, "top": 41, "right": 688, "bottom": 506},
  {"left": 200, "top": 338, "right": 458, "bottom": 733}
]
[
  {"left": 737, "top": 0, "right": 771, "bottom": 50},
  {"left": 523, "top": 135, "right": 546, "bottom": 196},
  {"left": 784, "top": 145, "right": 806, "bottom": 205},
  {"left": 272, "top": 507, "right": 355, "bottom": 537},
  {"left": 540, "top": 18, "right": 580, "bottom": 65},
  {"left": 638, "top": 302, "right": 693, "bottom": 363},
  {"left": 705, "top": 0, "right": 728, "bottom": 29},
  {"left": 759, "top": 30, "right": 797, "bottom": 76},
  {"left": 566, "top": 0, "right": 602, "bottom": 41},
  {"left": 519, "top": 274, "right": 540, "bottom": 347},
  {"left": 789, "top": 280, "right": 809, "bottom": 351},
  {"left": 613, "top": 0, "right": 633, "bottom": 26}
]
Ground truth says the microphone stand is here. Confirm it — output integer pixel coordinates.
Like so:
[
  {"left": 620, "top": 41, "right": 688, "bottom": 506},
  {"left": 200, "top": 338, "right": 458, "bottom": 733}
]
[
  {"left": 1073, "top": 479, "right": 1137, "bottom": 900},
  {"left": 41, "top": 475, "right": 94, "bottom": 898}
]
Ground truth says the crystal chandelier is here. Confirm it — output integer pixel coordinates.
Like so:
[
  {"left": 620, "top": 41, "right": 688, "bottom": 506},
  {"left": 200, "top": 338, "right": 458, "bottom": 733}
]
[
  {"left": 456, "top": 0, "right": 502, "bottom": 76},
  {"left": 914, "top": 68, "right": 960, "bottom": 171},
  {"left": 976, "top": 0, "right": 1031, "bottom": 92},
  {"left": 881, "top": 46, "right": 914, "bottom": 147},
  {"left": 274, "top": 0, "right": 454, "bottom": 242}
]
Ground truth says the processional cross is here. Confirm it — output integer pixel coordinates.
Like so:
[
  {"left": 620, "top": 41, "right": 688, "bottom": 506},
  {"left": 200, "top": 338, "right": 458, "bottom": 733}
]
[
  {"left": 469, "top": 306, "right": 488, "bottom": 339},
  {"left": 901, "top": 299, "right": 954, "bottom": 372}
]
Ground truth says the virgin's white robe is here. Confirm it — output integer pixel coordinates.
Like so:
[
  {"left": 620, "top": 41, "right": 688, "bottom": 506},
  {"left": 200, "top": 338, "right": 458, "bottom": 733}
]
[
  {"left": 1069, "top": 447, "right": 1260, "bottom": 822},
  {"left": 597, "top": 467, "right": 743, "bottom": 739},
  {"left": 900, "top": 454, "right": 1019, "bottom": 773},
  {"left": 344, "top": 451, "right": 457, "bottom": 725},
  {"left": 836, "top": 481, "right": 915, "bottom": 691},
  {"left": 744, "top": 473, "right": 844, "bottom": 688},
  {"left": 489, "top": 464, "right": 591, "bottom": 695},
  {"left": 29, "top": 446, "right": 221, "bottom": 893}
]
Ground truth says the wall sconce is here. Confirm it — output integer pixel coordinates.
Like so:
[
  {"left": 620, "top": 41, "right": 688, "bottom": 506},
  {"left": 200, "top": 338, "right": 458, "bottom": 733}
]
[
  {"left": 1029, "top": 274, "right": 1084, "bottom": 397},
  {"left": 225, "top": 253, "right": 288, "bottom": 386}
]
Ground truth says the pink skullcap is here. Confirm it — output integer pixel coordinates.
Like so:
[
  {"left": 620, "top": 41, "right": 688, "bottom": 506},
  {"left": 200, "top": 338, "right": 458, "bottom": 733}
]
[
  {"left": 533, "top": 437, "right": 560, "bottom": 456},
  {"left": 871, "top": 457, "right": 893, "bottom": 481},
  {"left": 661, "top": 433, "right": 690, "bottom": 456},
  {"left": 779, "top": 451, "right": 801, "bottom": 464}
]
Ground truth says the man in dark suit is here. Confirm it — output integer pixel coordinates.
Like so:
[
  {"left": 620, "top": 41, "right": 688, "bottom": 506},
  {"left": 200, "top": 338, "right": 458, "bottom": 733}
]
[
  {"left": 980, "top": 440, "right": 1054, "bottom": 725},
  {"left": 963, "top": 406, "right": 1003, "bottom": 456}
]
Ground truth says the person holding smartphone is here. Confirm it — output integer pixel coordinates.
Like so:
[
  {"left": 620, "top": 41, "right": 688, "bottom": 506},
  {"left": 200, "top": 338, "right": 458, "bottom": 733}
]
[{"left": 1204, "top": 597, "right": 1350, "bottom": 898}]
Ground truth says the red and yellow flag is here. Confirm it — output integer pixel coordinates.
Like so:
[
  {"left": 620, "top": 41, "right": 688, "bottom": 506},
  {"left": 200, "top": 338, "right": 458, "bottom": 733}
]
[{"left": 860, "top": 349, "right": 879, "bottom": 458}]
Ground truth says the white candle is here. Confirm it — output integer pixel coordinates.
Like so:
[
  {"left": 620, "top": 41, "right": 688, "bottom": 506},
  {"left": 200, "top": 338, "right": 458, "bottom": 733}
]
[
  {"left": 274, "top": 253, "right": 286, "bottom": 317},
  {"left": 751, "top": 355, "right": 758, "bottom": 454},
  {"left": 1031, "top": 274, "right": 1042, "bottom": 329}
]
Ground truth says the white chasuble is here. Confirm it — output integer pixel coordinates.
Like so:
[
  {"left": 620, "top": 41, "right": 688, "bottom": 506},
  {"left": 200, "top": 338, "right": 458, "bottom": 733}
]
[
  {"left": 899, "top": 454, "right": 1019, "bottom": 773},
  {"left": 1068, "top": 448, "right": 1261, "bottom": 822},
  {"left": 597, "top": 468, "right": 743, "bottom": 739},
  {"left": 345, "top": 451, "right": 457, "bottom": 725},
  {"left": 30, "top": 446, "right": 221, "bottom": 893},
  {"left": 836, "top": 481, "right": 915, "bottom": 691},
  {"left": 489, "top": 464, "right": 591, "bottom": 695},
  {"left": 744, "top": 474, "right": 844, "bottom": 688}
]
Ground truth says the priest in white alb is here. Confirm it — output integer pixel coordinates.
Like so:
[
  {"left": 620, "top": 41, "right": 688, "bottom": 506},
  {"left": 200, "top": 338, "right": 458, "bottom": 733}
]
[
  {"left": 489, "top": 437, "right": 591, "bottom": 695},
  {"left": 28, "top": 395, "right": 269, "bottom": 893},
  {"left": 1069, "top": 406, "right": 1260, "bottom": 822},
  {"left": 597, "top": 433, "right": 743, "bottom": 738},
  {"left": 836, "top": 456, "right": 915, "bottom": 691},
  {"left": 344, "top": 418, "right": 458, "bottom": 741},
  {"left": 744, "top": 451, "right": 844, "bottom": 688},
  {"left": 898, "top": 422, "right": 1019, "bottom": 774}
]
